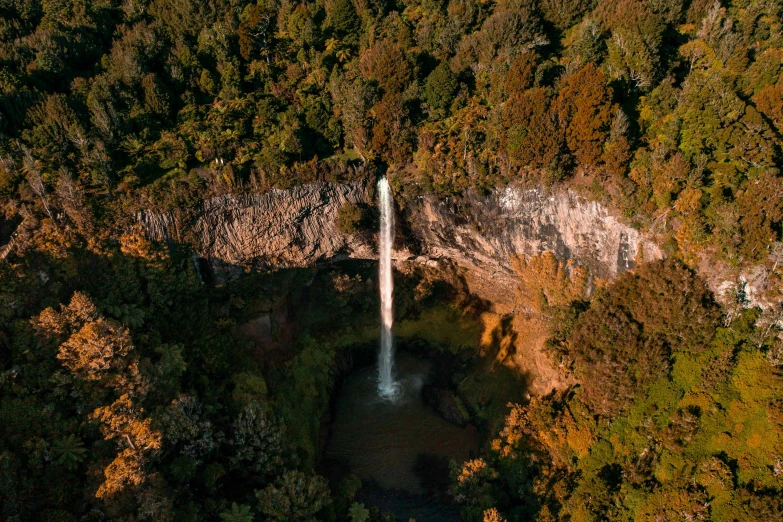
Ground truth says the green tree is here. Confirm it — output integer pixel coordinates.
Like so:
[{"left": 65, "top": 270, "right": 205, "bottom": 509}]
[
  {"left": 422, "top": 62, "right": 458, "bottom": 115},
  {"left": 348, "top": 502, "right": 370, "bottom": 522},
  {"left": 255, "top": 471, "right": 330, "bottom": 521},
  {"left": 229, "top": 402, "right": 287, "bottom": 477},
  {"left": 336, "top": 202, "right": 364, "bottom": 235},
  {"left": 52, "top": 434, "right": 87, "bottom": 471},
  {"left": 220, "top": 503, "right": 254, "bottom": 522},
  {"left": 540, "top": 0, "right": 596, "bottom": 31},
  {"left": 327, "top": 0, "right": 360, "bottom": 44}
]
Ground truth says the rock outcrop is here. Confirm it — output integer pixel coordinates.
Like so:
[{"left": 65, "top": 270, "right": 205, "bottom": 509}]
[
  {"left": 421, "top": 385, "right": 470, "bottom": 427},
  {"left": 406, "top": 185, "right": 662, "bottom": 281}
]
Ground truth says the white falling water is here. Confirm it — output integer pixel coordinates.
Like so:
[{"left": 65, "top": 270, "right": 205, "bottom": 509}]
[{"left": 377, "top": 177, "right": 398, "bottom": 398}]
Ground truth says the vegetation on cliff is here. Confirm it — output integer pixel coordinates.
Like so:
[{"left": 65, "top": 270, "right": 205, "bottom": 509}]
[{"left": 453, "top": 259, "right": 783, "bottom": 521}]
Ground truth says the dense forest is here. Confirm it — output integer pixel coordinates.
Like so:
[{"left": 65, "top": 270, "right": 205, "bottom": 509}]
[
  {"left": 1, "top": 0, "right": 782, "bottom": 262},
  {"left": 1, "top": 0, "right": 783, "bottom": 521}
]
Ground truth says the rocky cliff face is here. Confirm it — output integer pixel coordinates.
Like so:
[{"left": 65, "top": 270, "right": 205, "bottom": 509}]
[
  {"left": 139, "top": 182, "right": 376, "bottom": 280},
  {"left": 140, "top": 181, "right": 662, "bottom": 284},
  {"left": 406, "top": 185, "right": 662, "bottom": 280},
  {"left": 140, "top": 181, "right": 653, "bottom": 283}
]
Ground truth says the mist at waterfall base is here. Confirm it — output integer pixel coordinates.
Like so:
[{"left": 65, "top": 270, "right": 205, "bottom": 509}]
[{"left": 377, "top": 176, "right": 398, "bottom": 398}]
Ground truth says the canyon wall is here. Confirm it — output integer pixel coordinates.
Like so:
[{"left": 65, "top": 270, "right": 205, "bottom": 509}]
[
  {"left": 139, "top": 183, "right": 375, "bottom": 281},
  {"left": 407, "top": 185, "right": 662, "bottom": 280}
]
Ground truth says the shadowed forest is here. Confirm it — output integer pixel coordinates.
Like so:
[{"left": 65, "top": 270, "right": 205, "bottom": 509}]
[{"left": 1, "top": 0, "right": 783, "bottom": 521}]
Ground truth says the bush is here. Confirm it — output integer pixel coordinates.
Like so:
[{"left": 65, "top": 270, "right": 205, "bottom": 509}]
[
  {"left": 422, "top": 62, "right": 458, "bottom": 115},
  {"left": 336, "top": 203, "right": 364, "bottom": 235}
]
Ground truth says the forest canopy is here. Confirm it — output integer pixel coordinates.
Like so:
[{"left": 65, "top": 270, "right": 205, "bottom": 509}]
[{"left": 0, "top": 0, "right": 781, "bottom": 264}]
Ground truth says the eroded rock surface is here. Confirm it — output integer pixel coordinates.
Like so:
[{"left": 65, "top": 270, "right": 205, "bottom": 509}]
[
  {"left": 140, "top": 182, "right": 375, "bottom": 280},
  {"left": 139, "top": 181, "right": 662, "bottom": 283},
  {"left": 407, "top": 185, "right": 663, "bottom": 281}
]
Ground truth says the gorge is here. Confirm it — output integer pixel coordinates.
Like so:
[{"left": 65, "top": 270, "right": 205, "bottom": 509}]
[
  {"left": 3, "top": 1, "right": 783, "bottom": 519},
  {"left": 138, "top": 179, "right": 773, "bottom": 397}
]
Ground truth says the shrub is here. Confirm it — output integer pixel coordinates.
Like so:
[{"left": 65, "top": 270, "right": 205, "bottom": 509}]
[{"left": 336, "top": 203, "right": 364, "bottom": 235}]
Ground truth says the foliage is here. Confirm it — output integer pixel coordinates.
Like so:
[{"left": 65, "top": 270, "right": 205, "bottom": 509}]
[
  {"left": 220, "top": 503, "right": 254, "bottom": 522},
  {"left": 0, "top": 232, "right": 322, "bottom": 520},
  {"left": 255, "top": 470, "right": 330, "bottom": 521},
  {"left": 2, "top": 0, "right": 783, "bottom": 520},
  {"left": 558, "top": 259, "right": 719, "bottom": 416},
  {"left": 460, "top": 260, "right": 783, "bottom": 522},
  {"left": 423, "top": 62, "right": 459, "bottom": 116},
  {"left": 0, "top": 0, "right": 779, "bottom": 262}
]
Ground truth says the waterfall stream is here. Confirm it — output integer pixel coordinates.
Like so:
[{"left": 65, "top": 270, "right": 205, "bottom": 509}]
[{"left": 377, "top": 177, "right": 398, "bottom": 398}]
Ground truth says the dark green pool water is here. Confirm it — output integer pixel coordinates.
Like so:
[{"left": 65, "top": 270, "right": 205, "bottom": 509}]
[{"left": 322, "top": 352, "right": 479, "bottom": 521}]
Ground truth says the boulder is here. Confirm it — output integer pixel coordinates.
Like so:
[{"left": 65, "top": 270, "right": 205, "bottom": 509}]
[{"left": 422, "top": 385, "right": 469, "bottom": 427}]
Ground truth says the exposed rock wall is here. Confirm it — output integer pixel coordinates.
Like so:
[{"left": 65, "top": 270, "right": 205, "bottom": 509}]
[
  {"left": 139, "top": 181, "right": 663, "bottom": 284},
  {"left": 407, "top": 186, "right": 663, "bottom": 281},
  {"left": 139, "top": 182, "right": 375, "bottom": 280}
]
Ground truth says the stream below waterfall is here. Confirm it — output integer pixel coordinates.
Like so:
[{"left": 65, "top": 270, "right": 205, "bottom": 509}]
[{"left": 321, "top": 352, "right": 480, "bottom": 521}]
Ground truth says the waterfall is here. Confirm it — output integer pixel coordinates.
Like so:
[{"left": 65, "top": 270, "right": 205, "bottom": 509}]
[{"left": 378, "top": 176, "right": 397, "bottom": 398}]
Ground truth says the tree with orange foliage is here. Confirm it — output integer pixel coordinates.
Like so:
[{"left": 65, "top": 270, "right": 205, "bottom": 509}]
[
  {"left": 554, "top": 63, "right": 614, "bottom": 168},
  {"left": 370, "top": 93, "right": 413, "bottom": 165},
  {"left": 736, "top": 170, "right": 783, "bottom": 263},
  {"left": 359, "top": 39, "right": 412, "bottom": 94},
  {"left": 505, "top": 52, "right": 537, "bottom": 96},
  {"left": 601, "top": 108, "right": 633, "bottom": 181},
  {"left": 503, "top": 88, "right": 562, "bottom": 171},
  {"left": 754, "top": 81, "right": 783, "bottom": 133},
  {"left": 483, "top": 507, "right": 508, "bottom": 522},
  {"left": 92, "top": 394, "right": 162, "bottom": 455},
  {"left": 33, "top": 291, "right": 160, "bottom": 499},
  {"left": 238, "top": 4, "right": 276, "bottom": 62},
  {"left": 450, "top": 458, "right": 499, "bottom": 517},
  {"left": 94, "top": 448, "right": 147, "bottom": 499},
  {"left": 91, "top": 394, "right": 162, "bottom": 498},
  {"left": 58, "top": 318, "right": 133, "bottom": 382},
  {"left": 566, "top": 259, "right": 719, "bottom": 416}
]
